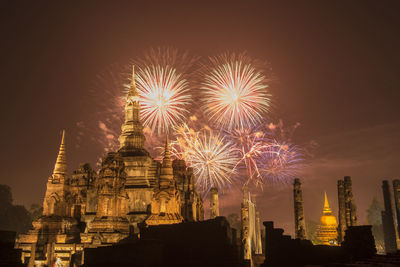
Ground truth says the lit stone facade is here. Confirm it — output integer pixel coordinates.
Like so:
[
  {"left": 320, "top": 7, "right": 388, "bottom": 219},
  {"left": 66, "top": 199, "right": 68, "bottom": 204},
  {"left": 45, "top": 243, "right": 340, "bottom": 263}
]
[
  {"left": 316, "top": 192, "right": 338, "bottom": 246},
  {"left": 15, "top": 66, "right": 203, "bottom": 266}
]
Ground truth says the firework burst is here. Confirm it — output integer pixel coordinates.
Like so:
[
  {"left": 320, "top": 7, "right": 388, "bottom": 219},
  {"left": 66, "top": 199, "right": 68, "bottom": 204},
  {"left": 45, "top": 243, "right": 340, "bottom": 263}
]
[
  {"left": 171, "top": 124, "right": 238, "bottom": 192},
  {"left": 134, "top": 65, "right": 191, "bottom": 134},
  {"left": 229, "top": 128, "right": 269, "bottom": 187},
  {"left": 201, "top": 53, "right": 271, "bottom": 130},
  {"left": 261, "top": 140, "right": 304, "bottom": 184}
]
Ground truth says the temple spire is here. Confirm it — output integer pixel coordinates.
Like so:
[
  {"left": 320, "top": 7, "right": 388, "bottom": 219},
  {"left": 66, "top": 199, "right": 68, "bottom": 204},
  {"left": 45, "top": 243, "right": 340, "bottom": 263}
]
[
  {"left": 159, "top": 137, "right": 173, "bottom": 188},
  {"left": 323, "top": 191, "right": 332, "bottom": 214},
  {"left": 162, "top": 136, "right": 172, "bottom": 168},
  {"left": 118, "top": 65, "right": 147, "bottom": 153},
  {"left": 53, "top": 130, "right": 67, "bottom": 177},
  {"left": 128, "top": 65, "right": 139, "bottom": 98}
]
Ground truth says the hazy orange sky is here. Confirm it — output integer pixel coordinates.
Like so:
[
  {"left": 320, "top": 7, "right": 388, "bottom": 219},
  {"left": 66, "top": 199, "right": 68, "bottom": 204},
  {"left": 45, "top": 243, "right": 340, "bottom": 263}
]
[{"left": 1, "top": 1, "right": 399, "bottom": 236}]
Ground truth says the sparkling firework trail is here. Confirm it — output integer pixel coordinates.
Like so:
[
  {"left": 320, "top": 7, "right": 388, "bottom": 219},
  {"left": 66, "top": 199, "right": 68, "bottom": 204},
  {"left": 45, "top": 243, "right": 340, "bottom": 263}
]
[
  {"left": 230, "top": 128, "right": 269, "bottom": 187},
  {"left": 201, "top": 54, "right": 270, "bottom": 130},
  {"left": 171, "top": 124, "right": 238, "bottom": 192},
  {"left": 135, "top": 65, "right": 191, "bottom": 134},
  {"left": 261, "top": 140, "right": 304, "bottom": 184}
]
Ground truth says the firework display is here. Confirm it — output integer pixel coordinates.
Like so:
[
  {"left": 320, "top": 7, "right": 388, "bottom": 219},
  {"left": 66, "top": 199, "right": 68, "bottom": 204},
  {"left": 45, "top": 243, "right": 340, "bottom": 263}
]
[
  {"left": 171, "top": 124, "right": 238, "bottom": 192},
  {"left": 84, "top": 49, "right": 305, "bottom": 192},
  {"left": 201, "top": 54, "right": 270, "bottom": 130},
  {"left": 135, "top": 65, "right": 191, "bottom": 134},
  {"left": 230, "top": 128, "right": 268, "bottom": 187},
  {"left": 261, "top": 140, "right": 304, "bottom": 184}
]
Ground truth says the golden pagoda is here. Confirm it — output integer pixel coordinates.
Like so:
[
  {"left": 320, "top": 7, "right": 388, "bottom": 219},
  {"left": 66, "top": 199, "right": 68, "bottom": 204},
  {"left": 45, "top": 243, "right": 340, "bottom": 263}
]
[{"left": 316, "top": 192, "right": 338, "bottom": 245}]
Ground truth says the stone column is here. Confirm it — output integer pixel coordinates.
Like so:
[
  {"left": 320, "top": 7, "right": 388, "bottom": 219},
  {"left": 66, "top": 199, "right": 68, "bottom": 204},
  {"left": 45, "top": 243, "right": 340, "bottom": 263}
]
[
  {"left": 210, "top": 187, "right": 219, "bottom": 219},
  {"left": 241, "top": 187, "right": 251, "bottom": 262},
  {"left": 293, "top": 178, "right": 307, "bottom": 239},
  {"left": 381, "top": 180, "right": 398, "bottom": 253},
  {"left": 255, "top": 211, "right": 263, "bottom": 254},
  {"left": 344, "top": 176, "right": 358, "bottom": 226},
  {"left": 337, "top": 180, "right": 346, "bottom": 243},
  {"left": 392, "top": 180, "right": 400, "bottom": 236}
]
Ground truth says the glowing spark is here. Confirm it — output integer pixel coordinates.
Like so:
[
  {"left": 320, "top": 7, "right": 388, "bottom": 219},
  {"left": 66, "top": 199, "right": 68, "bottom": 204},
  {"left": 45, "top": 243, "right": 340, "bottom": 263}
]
[
  {"left": 135, "top": 65, "right": 191, "bottom": 134},
  {"left": 171, "top": 124, "right": 238, "bottom": 192},
  {"left": 202, "top": 54, "right": 270, "bottom": 130}
]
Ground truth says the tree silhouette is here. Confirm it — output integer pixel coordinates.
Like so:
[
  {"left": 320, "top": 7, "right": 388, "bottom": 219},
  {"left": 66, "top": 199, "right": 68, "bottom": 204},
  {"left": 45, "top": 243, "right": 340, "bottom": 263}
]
[{"left": 0, "top": 184, "right": 38, "bottom": 234}]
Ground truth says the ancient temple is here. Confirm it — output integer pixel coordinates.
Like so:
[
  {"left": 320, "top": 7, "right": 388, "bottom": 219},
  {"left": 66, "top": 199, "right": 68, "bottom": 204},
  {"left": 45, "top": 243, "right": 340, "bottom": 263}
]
[
  {"left": 316, "top": 192, "right": 338, "bottom": 246},
  {"left": 15, "top": 66, "right": 204, "bottom": 266}
]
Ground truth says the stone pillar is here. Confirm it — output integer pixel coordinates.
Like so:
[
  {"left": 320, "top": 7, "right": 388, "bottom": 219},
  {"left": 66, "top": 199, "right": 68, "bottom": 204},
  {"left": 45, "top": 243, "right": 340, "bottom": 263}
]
[
  {"left": 393, "top": 180, "right": 400, "bottom": 236},
  {"left": 255, "top": 211, "right": 263, "bottom": 254},
  {"left": 293, "top": 178, "right": 307, "bottom": 239},
  {"left": 210, "top": 187, "right": 219, "bottom": 219},
  {"left": 381, "top": 180, "right": 399, "bottom": 253},
  {"left": 241, "top": 187, "right": 251, "bottom": 262},
  {"left": 344, "top": 176, "right": 358, "bottom": 226},
  {"left": 337, "top": 180, "right": 346, "bottom": 243}
]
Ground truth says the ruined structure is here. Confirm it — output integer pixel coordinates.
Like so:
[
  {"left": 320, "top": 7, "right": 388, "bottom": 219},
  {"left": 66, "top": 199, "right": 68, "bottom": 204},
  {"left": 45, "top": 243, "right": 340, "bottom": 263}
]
[
  {"left": 293, "top": 178, "right": 307, "bottom": 239},
  {"left": 337, "top": 176, "right": 358, "bottom": 243},
  {"left": 241, "top": 187, "right": 263, "bottom": 265},
  {"left": 145, "top": 139, "right": 184, "bottom": 225},
  {"left": 381, "top": 180, "right": 399, "bottom": 253},
  {"left": 337, "top": 180, "right": 346, "bottom": 243},
  {"left": 15, "top": 66, "right": 204, "bottom": 266},
  {"left": 344, "top": 176, "right": 358, "bottom": 226},
  {"left": 173, "top": 159, "right": 204, "bottom": 221},
  {"left": 210, "top": 187, "right": 220, "bottom": 219},
  {"left": 392, "top": 179, "right": 400, "bottom": 236},
  {"left": 316, "top": 192, "right": 338, "bottom": 246}
]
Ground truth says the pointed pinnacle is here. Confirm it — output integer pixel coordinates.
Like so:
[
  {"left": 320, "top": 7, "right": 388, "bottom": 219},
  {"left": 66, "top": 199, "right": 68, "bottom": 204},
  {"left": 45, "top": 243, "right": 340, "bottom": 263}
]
[
  {"left": 53, "top": 130, "right": 67, "bottom": 175},
  {"left": 129, "top": 65, "right": 139, "bottom": 97},
  {"left": 323, "top": 191, "right": 332, "bottom": 214},
  {"left": 163, "top": 136, "right": 171, "bottom": 162}
]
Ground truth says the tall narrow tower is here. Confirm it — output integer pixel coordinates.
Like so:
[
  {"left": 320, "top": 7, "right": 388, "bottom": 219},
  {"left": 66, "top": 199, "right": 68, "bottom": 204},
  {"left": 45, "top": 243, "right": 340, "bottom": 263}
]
[
  {"left": 210, "top": 187, "right": 219, "bottom": 219},
  {"left": 381, "top": 180, "right": 399, "bottom": 253},
  {"left": 117, "top": 66, "right": 160, "bottom": 227},
  {"left": 241, "top": 187, "right": 251, "bottom": 261},
  {"left": 43, "top": 130, "right": 69, "bottom": 216},
  {"left": 337, "top": 180, "right": 346, "bottom": 243},
  {"left": 118, "top": 66, "right": 147, "bottom": 156},
  {"left": 293, "top": 178, "right": 307, "bottom": 239},
  {"left": 337, "top": 176, "right": 358, "bottom": 243},
  {"left": 344, "top": 176, "right": 358, "bottom": 226}
]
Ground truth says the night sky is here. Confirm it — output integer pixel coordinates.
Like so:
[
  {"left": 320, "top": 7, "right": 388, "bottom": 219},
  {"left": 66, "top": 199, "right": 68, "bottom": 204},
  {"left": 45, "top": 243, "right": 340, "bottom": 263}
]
[{"left": 1, "top": 1, "right": 399, "bottom": 236}]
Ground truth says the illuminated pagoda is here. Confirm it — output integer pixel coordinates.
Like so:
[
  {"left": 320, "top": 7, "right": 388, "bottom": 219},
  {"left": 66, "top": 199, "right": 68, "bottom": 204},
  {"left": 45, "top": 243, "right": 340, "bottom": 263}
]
[{"left": 316, "top": 192, "right": 338, "bottom": 246}]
